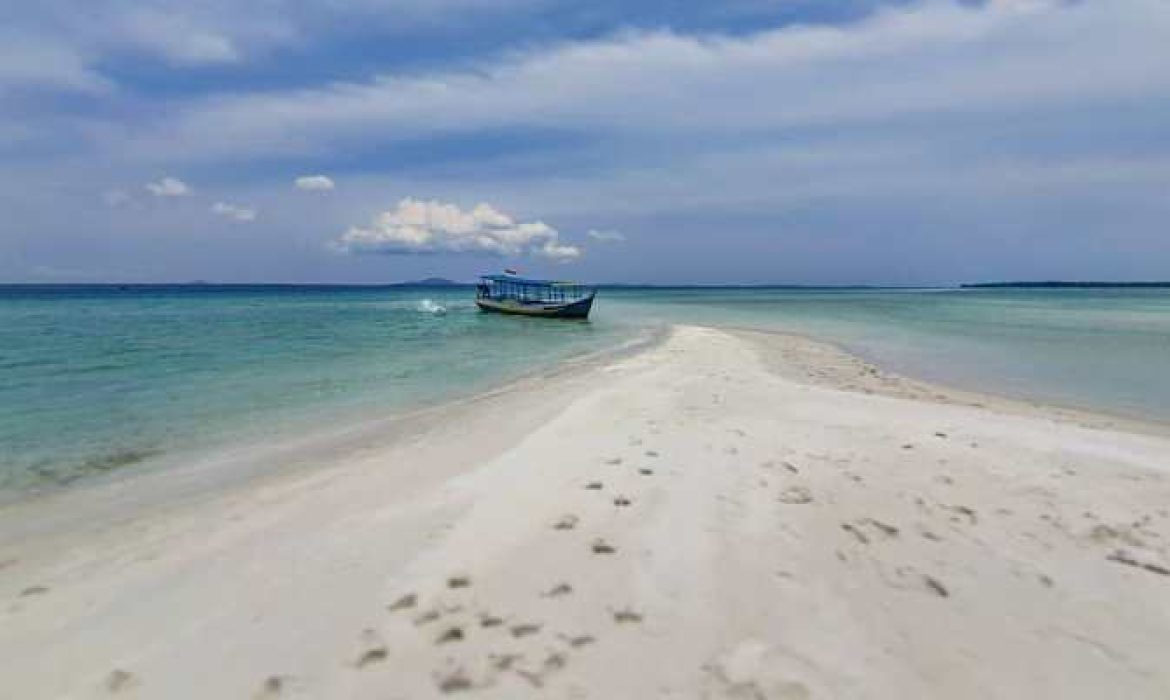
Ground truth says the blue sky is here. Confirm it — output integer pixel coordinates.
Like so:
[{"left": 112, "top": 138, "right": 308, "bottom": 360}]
[{"left": 2, "top": 0, "right": 1169, "bottom": 284}]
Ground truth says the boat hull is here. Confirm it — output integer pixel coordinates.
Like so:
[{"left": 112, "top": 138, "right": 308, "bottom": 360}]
[{"left": 475, "top": 294, "right": 595, "bottom": 319}]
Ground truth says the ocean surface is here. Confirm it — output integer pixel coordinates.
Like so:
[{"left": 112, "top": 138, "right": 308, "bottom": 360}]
[{"left": 2, "top": 284, "right": 1168, "bottom": 495}]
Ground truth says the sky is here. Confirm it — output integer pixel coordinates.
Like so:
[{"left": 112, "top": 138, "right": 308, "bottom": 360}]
[{"left": 1, "top": 0, "right": 1169, "bottom": 285}]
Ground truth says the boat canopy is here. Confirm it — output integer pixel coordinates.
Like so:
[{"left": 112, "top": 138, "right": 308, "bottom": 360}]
[{"left": 479, "top": 275, "right": 588, "bottom": 286}]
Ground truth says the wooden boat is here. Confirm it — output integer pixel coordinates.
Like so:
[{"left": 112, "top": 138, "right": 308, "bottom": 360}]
[{"left": 475, "top": 274, "right": 596, "bottom": 319}]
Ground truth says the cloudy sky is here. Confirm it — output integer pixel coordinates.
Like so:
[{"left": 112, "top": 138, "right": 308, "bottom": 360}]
[{"left": 2, "top": 0, "right": 1168, "bottom": 284}]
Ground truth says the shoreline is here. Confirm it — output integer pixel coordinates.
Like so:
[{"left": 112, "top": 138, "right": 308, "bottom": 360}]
[
  {"left": 0, "top": 322, "right": 668, "bottom": 511},
  {"left": 724, "top": 326, "right": 1170, "bottom": 439},
  {"left": 2, "top": 325, "right": 1169, "bottom": 698},
  {"left": 0, "top": 324, "right": 669, "bottom": 541},
  {"left": 6, "top": 315, "right": 1167, "bottom": 511}
]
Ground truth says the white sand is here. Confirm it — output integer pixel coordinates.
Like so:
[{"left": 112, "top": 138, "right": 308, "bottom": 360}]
[{"left": 2, "top": 326, "right": 1169, "bottom": 699}]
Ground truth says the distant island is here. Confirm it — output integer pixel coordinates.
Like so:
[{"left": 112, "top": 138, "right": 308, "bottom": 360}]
[{"left": 962, "top": 281, "right": 1170, "bottom": 289}]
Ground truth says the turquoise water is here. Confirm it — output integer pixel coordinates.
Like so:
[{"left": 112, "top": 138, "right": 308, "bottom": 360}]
[
  {"left": 2, "top": 285, "right": 1168, "bottom": 494},
  {"left": 602, "top": 287, "right": 1170, "bottom": 420},
  {"left": 0, "top": 285, "right": 645, "bottom": 492}
]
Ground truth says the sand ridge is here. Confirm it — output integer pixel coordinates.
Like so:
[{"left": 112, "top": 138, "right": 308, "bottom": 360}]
[{"left": 1, "top": 326, "right": 1169, "bottom": 698}]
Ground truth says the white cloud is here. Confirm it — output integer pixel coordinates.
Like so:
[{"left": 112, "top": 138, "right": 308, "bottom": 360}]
[
  {"left": 536, "top": 239, "right": 583, "bottom": 262},
  {"left": 334, "top": 197, "right": 580, "bottom": 261},
  {"left": 587, "top": 229, "right": 625, "bottom": 242},
  {"left": 0, "top": 0, "right": 536, "bottom": 94},
  {"left": 211, "top": 201, "right": 257, "bottom": 221},
  {"left": 0, "top": 36, "right": 111, "bottom": 93},
  {"left": 116, "top": 0, "right": 1170, "bottom": 164},
  {"left": 295, "top": 175, "right": 336, "bottom": 191},
  {"left": 145, "top": 177, "right": 192, "bottom": 197},
  {"left": 119, "top": 11, "right": 240, "bottom": 65}
]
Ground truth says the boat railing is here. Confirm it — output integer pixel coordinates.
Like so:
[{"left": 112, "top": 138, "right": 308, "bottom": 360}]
[{"left": 479, "top": 277, "right": 594, "bottom": 304}]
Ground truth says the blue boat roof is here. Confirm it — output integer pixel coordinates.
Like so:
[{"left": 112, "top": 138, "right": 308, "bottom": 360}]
[{"left": 480, "top": 275, "right": 589, "bottom": 287}]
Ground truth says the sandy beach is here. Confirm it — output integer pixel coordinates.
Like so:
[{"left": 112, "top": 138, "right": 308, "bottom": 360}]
[{"left": 2, "top": 325, "right": 1169, "bottom": 699}]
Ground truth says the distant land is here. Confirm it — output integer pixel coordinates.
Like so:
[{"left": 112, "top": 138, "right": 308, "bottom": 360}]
[
  {"left": 962, "top": 281, "right": 1170, "bottom": 289},
  {"left": 391, "top": 277, "right": 465, "bottom": 286}
]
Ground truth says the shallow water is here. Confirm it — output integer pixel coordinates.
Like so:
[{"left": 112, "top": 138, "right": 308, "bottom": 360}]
[
  {"left": 0, "top": 285, "right": 643, "bottom": 492},
  {"left": 603, "top": 286, "right": 1170, "bottom": 422},
  {"left": 2, "top": 284, "right": 1168, "bottom": 494}
]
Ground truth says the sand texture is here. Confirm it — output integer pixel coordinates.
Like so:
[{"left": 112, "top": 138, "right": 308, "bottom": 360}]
[{"left": 2, "top": 326, "right": 1169, "bottom": 699}]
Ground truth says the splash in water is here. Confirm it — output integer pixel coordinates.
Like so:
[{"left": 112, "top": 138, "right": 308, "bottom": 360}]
[{"left": 417, "top": 299, "right": 447, "bottom": 315}]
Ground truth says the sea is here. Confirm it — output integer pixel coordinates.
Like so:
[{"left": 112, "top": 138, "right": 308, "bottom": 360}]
[{"left": 2, "top": 284, "right": 1168, "bottom": 496}]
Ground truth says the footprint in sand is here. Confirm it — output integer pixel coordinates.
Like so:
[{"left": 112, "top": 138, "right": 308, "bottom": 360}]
[
  {"left": 435, "top": 668, "right": 474, "bottom": 694},
  {"left": 584, "top": 481, "right": 604, "bottom": 491},
  {"left": 605, "top": 457, "right": 623, "bottom": 465},
  {"left": 253, "top": 675, "right": 288, "bottom": 700},
  {"left": 841, "top": 522, "right": 869, "bottom": 544},
  {"left": 436, "top": 626, "right": 465, "bottom": 644},
  {"left": 387, "top": 593, "right": 417, "bottom": 612},
  {"left": 447, "top": 575, "right": 472, "bottom": 589},
  {"left": 513, "top": 652, "right": 570, "bottom": 689},
  {"left": 480, "top": 614, "right": 505, "bottom": 628},
  {"left": 355, "top": 646, "right": 388, "bottom": 668},
  {"left": 543, "top": 582, "right": 573, "bottom": 598},
  {"left": 865, "top": 518, "right": 899, "bottom": 537},
  {"left": 612, "top": 608, "right": 644, "bottom": 624},
  {"left": 918, "top": 526, "right": 942, "bottom": 542},
  {"left": 613, "top": 496, "right": 632, "bottom": 507},
  {"left": 561, "top": 634, "right": 596, "bottom": 648},
  {"left": 842, "top": 518, "right": 899, "bottom": 544},
  {"left": 511, "top": 623, "right": 542, "bottom": 638},
  {"left": 591, "top": 539, "right": 617, "bottom": 555},
  {"left": 18, "top": 585, "right": 49, "bottom": 598},
  {"left": 945, "top": 505, "right": 978, "bottom": 525},
  {"left": 639, "top": 468, "right": 654, "bottom": 476},
  {"left": 515, "top": 668, "right": 544, "bottom": 689},
  {"left": 778, "top": 486, "right": 813, "bottom": 505},
  {"left": 414, "top": 609, "right": 441, "bottom": 626},
  {"left": 553, "top": 514, "right": 579, "bottom": 530},
  {"left": 645, "top": 450, "right": 659, "bottom": 458},
  {"left": 922, "top": 575, "right": 950, "bottom": 598},
  {"left": 105, "top": 669, "right": 137, "bottom": 693}
]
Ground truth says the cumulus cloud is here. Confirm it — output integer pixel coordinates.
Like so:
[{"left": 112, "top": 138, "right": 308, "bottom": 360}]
[
  {"left": 334, "top": 198, "right": 580, "bottom": 261},
  {"left": 145, "top": 177, "right": 192, "bottom": 197},
  {"left": 295, "top": 175, "right": 335, "bottom": 191},
  {"left": 211, "top": 201, "right": 257, "bottom": 221},
  {"left": 587, "top": 229, "right": 625, "bottom": 242}
]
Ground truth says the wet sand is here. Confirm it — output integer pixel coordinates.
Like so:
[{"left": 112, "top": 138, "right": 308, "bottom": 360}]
[{"left": 2, "top": 325, "right": 1169, "bottom": 698}]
